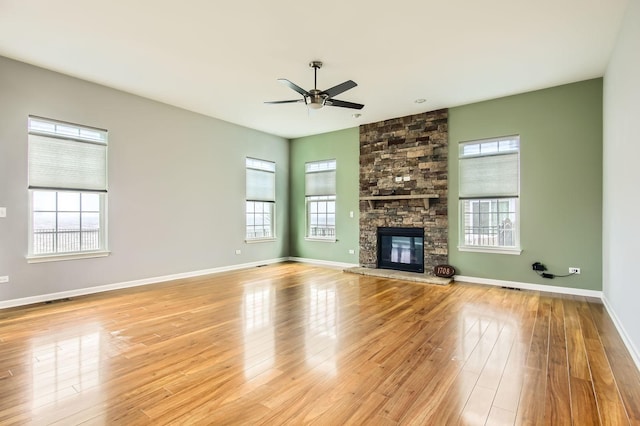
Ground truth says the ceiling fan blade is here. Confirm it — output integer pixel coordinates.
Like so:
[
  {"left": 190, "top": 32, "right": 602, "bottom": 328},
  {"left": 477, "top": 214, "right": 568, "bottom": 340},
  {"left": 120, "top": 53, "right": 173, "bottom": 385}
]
[
  {"left": 264, "top": 99, "right": 305, "bottom": 104},
  {"left": 278, "top": 79, "right": 310, "bottom": 96},
  {"left": 326, "top": 99, "right": 364, "bottom": 110},
  {"left": 321, "top": 80, "right": 357, "bottom": 98}
]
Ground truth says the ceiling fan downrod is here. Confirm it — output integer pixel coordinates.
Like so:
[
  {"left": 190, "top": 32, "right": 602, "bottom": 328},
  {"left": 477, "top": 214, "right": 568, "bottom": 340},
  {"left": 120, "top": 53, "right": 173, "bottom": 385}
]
[
  {"left": 309, "top": 61, "right": 322, "bottom": 90},
  {"left": 308, "top": 61, "right": 325, "bottom": 109}
]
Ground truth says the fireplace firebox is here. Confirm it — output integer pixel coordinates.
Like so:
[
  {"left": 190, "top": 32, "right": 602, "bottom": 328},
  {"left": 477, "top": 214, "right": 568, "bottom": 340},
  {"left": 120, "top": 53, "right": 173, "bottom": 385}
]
[{"left": 377, "top": 227, "right": 425, "bottom": 273}]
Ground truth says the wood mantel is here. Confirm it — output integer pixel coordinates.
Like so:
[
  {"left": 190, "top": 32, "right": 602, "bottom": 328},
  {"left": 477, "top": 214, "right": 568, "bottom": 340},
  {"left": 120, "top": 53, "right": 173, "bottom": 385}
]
[{"left": 360, "top": 194, "right": 439, "bottom": 209}]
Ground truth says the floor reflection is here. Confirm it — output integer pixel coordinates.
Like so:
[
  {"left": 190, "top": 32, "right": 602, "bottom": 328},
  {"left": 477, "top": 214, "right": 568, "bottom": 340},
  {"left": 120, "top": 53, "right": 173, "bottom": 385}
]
[
  {"left": 305, "top": 283, "right": 338, "bottom": 375},
  {"left": 242, "top": 280, "right": 275, "bottom": 378},
  {"left": 457, "top": 303, "right": 521, "bottom": 424},
  {"left": 31, "top": 327, "right": 102, "bottom": 411}
]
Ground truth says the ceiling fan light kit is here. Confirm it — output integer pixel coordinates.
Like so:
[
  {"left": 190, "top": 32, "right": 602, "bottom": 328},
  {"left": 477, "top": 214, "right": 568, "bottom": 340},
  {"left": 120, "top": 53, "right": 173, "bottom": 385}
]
[{"left": 265, "top": 61, "right": 364, "bottom": 111}]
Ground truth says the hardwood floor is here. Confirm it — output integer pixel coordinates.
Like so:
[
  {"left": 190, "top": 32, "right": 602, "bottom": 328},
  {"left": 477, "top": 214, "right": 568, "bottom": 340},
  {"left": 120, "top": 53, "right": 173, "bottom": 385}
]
[{"left": 0, "top": 262, "right": 639, "bottom": 425}]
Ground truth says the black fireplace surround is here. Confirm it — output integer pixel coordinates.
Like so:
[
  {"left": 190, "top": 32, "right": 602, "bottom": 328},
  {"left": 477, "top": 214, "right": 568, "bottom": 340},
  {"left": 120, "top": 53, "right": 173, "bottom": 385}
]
[{"left": 377, "top": 227, "right": 425, "bottom": 273}]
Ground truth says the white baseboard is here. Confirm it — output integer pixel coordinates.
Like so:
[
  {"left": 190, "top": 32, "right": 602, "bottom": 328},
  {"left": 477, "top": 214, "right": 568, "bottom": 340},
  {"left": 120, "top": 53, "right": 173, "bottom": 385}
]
[
  {"left": 454, "top": 275, "right": 603, "bottom": 298},
  {"left": 0, "top": 257, "right": 288, "bottom": 310},
  {"left": 601, "top": 296, "right": 640, "bottom": 372},
  {"left": 288, "top": 257, "right": 359, "bottom": 270}
]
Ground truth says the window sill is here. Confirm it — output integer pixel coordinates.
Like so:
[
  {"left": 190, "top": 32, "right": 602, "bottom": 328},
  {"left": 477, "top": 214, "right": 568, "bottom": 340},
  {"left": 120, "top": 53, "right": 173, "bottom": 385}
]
[
  {"left": 458, "top": 246, "right": 522, "bottom": 255},
  {"left": 27, "top": 250, "right": 111, "bottom": 264},
  {"left": 245, "top": 238, "right": 277, "bottom": 244},
  {"left": 304, "top": 238, "right": 337, "bottom": 243}
]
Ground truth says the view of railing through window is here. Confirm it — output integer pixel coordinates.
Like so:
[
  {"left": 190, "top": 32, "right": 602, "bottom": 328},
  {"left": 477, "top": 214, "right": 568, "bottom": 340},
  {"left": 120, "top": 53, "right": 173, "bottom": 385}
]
[
  {"left": 246, "top": 201, "right": 274, "bottom": 240},
  {"left": 462, "top": 198, "right": 516, "bottom": 247},
  {"left": 307, "top": 196, "right": 336, "bottom": 239},
  {"left": 309, "top": 226, "right": 336, "bottom": 238},
  {"left": 462, "top": 222, "right": 514, "bottom": 246},
  {"left": 33, "top": 229, "right": 101, "bottom": 255},
  {"left": 31, "top": 190, "right": 103, "bottom": 255}
]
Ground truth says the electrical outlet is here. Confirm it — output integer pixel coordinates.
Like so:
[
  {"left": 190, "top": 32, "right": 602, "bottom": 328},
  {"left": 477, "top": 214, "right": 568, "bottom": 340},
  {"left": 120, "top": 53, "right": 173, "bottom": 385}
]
[
  {"left": 235, "top": 249, "right": 241, "bottom": 255},
  {"left": 0, "top": 276, "right": 9, "bottom": 284},
  {"left": 348, "top": 249, "right": 355, "bottom": 254},
  {"left": 569, "top": 267, "right": 581, "bottom": 275},
  {"left": 0, "top": 207, "right": 6, "bottom": 218}
]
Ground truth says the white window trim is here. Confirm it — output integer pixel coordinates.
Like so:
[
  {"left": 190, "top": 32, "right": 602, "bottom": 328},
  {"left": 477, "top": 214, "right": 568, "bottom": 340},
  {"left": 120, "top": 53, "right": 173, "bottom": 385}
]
[
  {"left": 305, "top": 195, "right": 337, "bottom": 242},
  {"left": 27, "top": 190, "right": 110, "bottom": 262},
  {"left": 245, "top": 238, "right": 277, "bottom": 244},
  {"left": 458, "top": 197, "right": 520, "bottom": 254},
  {"left": 245, "top": 158, "right": 277, "bottom": 241},
  {"left": 305, "top": 160, "right": 337, "bottom": 241},
  {"left": 28, "top": 117, "right": 109, "bottom": 260},
  {"left": 457, "top": 245, "right": 522, "bottom": 255},
  {"left": 304, "top": 237, "right": 338, "bottom": 243},
  {"left": 458, "top": 135, "right": 521, "bottom": 253},
  {"left": 27, "top": 250, "right": 111, "bottom": 264},
  {"left": 245, "top": 200, "right": 276, "bottom": 241}
]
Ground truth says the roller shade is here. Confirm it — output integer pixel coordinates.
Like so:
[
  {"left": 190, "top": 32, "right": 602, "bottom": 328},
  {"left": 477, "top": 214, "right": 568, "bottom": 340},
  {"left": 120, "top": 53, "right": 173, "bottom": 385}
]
[
  {"left": 459, "top": 137, "right": 519, "bottom": 199},
  {"left": 246, "top": 158, "right": 275, "bottom": 201},
  {"left": 28, "top": 117, "right": 107, "bottom": 192},
  {"left": 305, "top": 160, "right": 336, "bottom": 196}
]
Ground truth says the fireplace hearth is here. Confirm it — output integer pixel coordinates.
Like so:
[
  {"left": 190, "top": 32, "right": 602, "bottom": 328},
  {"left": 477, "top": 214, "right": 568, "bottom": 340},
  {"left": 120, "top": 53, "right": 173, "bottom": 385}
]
[{"left": 377, "top": 227, "right": 425, "bottom": 273}]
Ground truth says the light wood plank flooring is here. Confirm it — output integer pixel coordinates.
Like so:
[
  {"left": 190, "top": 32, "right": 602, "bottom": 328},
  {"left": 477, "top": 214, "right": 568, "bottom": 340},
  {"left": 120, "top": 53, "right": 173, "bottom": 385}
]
[{"left": 1, "top": 262, "right": 639, "bottom": 425}]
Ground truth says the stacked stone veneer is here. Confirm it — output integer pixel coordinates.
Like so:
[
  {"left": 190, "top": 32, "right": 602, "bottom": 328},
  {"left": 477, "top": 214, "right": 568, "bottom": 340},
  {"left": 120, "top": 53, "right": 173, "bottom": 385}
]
[{"left": 359, "top": 109, "right": 448, "bottom": 274}]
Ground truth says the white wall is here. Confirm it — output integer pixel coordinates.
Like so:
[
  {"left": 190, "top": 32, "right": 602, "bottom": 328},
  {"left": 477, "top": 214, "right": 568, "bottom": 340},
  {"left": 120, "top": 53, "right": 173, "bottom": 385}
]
[
  {"left": 603, "top": 0, "right": 640, "bottom": 366},
  {"left": 0, "top": 56, "right": 289, "bottom": 304}
]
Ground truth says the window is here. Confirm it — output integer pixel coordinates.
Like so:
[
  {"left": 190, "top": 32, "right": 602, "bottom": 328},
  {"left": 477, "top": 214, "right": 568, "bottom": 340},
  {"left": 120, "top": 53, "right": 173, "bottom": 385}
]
[
  {"left": 28, "top": 116, "right": 108, "bottom": 260},
  {"left": 305, "top": 160, "right": 336, "bottom": 240},
  {"left": 459, "top": 136, "right": 520, "bottom": 253},
  {"left": 246, "top": 158, "right": 276, "bottom": 240}
]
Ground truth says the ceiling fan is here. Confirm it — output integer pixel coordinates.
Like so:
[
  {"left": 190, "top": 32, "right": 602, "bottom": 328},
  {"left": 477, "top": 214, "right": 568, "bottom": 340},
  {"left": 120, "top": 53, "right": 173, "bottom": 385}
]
[{"left": 265, "top": 61, "right": 364, "bottom": 110}]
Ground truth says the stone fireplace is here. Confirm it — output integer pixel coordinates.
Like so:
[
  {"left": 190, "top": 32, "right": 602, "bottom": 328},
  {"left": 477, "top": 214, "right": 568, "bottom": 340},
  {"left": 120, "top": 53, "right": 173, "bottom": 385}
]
[{"left": 359, "top": 109, "right": 448, "bottom": 275}]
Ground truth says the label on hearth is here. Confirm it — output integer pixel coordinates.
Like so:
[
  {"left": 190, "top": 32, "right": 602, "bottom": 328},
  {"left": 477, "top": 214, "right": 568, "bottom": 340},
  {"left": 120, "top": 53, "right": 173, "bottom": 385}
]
[{"left": 434, "top": 265, "right": 456, "bottom": 278}]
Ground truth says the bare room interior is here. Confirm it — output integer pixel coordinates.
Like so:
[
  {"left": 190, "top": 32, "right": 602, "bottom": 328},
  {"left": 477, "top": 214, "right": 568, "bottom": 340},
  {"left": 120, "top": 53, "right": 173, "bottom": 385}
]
[{"left": 1, "top": 0, "right": 639, "bottom": 424}]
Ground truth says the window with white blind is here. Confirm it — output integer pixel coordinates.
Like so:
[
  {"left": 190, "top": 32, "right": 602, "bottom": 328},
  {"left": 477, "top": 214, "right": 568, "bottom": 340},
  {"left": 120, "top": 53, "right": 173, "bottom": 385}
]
[
  {"left": 305, "top": 160, "right": 336, "bottom": 241},
  {"left": 27, "top": 116, "right": 109, "bottom": 261},
  {"left": 459, "top": 136, "right": 520, "bottom": 254},
  {"left": 246, "top": 158, "right": 276, "bottom": 241}
]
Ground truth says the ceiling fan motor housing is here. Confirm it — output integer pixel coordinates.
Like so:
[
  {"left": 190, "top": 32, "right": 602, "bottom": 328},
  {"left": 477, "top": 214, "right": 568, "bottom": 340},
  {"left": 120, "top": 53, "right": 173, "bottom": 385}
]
[{"left": 306, "top": 89, "right": 327, "bottom": 109}]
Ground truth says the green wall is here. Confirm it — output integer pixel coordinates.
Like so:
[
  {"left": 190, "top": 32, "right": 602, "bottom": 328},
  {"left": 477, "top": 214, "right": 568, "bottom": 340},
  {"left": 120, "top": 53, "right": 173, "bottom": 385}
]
[
  {"left": 448, "top": 79, "right": 603, "bottom": 290},
  {"left": 288, "top": 79, "right": 603, "bottom": 290},
  {"left": 290, "top": 128, "right": 360, "bottom": 264}
]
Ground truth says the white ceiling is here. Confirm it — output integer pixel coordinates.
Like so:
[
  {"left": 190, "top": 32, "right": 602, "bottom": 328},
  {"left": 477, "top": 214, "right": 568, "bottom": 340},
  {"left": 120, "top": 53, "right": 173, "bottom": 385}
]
[{"left": 0, "top": 0, "right": 629, "bottom": 139}]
